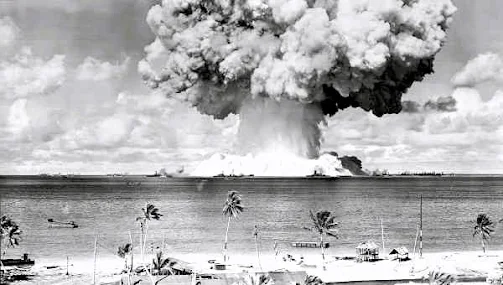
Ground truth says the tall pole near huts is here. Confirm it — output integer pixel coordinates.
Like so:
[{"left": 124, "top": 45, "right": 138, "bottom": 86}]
[{"left": 419, "top": 195, "right": 423, "bottom": 258}]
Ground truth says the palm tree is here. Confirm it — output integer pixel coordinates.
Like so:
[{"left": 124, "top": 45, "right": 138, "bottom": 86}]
[
  {"left": 303, "top": 275, "right": 324, "bottom": 285},
  {"left": 0, "top": 216, "right": 22, "bottom": 257},
  {"left": 222, "top": 190, "right": 244, "bottom": 262},
  {"left": 117, "top": 243, "right": 133, "bottom": 272},
  {"left": 253, "top": 225, "right": 262, "bottom": 271},
  {"left": 232, "top": 273, "right": 273, "bottom": 285},
  {"left": 136, "top": 204, "right": 162, "bottom": 260},
  {"left": 304, "top": 210, "right": 339, "bottom": 270},
  {"left": 151, "top": 251, "right": 176, "bottom": 276},
  {"left": 473, "top": 213, "right": 494, "bottom": 253},
  {"left": 426, "top": 270, "right": 454, "bottom": 285}
]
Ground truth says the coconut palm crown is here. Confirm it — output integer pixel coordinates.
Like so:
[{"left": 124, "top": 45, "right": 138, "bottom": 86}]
[
  {"left": 306, "top": 210, "right": 339, "bottom": 238},
  {"left": 137, "top": 204, "right": 163, "bottom": 223},
  {"left": 223, "top": 190, "right": 244, "bottom": 218},
  {"left": 473, "top": 213, "right": 494, "bottom": 253}
]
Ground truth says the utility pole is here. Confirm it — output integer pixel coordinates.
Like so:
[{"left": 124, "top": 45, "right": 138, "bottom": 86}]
[
  {"left": 93, "top": 234, "right": 98, "bottom": 285},
  {"left": 380, "top": 218, "right": 385, "bottom": 255},
  {"left": 419, "top": 195, "right": 423, "bottom": 258}
]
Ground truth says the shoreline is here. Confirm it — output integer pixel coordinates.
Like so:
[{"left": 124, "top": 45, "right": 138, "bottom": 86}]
[{"left": 6, "top": 250, "right": 502, "bottom": 284}]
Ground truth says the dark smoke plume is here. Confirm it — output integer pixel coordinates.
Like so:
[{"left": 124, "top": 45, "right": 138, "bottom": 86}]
[
  {"left": 139, "top": 0, "right": 456, "bottom": 119},
  {"left": 402, "top": 96, "right": 457, "bottom": 113}
]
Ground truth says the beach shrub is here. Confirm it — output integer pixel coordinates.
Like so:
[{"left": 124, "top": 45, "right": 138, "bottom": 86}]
[
  {"left": 0, "top": 215, "right": 22, "bottom": 257},
  {"left": 473, "top": 213, "right": 494, "bottom": 253}
]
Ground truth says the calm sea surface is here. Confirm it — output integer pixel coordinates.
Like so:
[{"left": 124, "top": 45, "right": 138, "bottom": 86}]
[{"left": 1, "top": 176, "right": 502, "bottom": 263}]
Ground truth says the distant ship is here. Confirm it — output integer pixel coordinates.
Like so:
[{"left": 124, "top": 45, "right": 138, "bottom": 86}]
[
  {"left": 306, "top": 170, "right": 339, "bottom": 180},
  {"left": 146, "top": 171, "right": 161, "bottom": 177}
]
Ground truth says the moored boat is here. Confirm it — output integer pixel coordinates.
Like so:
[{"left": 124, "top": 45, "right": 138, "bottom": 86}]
[
  {"left": 1, "top": 254, "right": 35, "bottom": 267},
  {"left": 47, "top": 219, "right": 78, "bottom": 228}
]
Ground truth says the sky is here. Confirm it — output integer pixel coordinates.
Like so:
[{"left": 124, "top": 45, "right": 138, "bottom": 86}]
[{"left": 0, "top": 0, "right": 502, "bottom": 175}]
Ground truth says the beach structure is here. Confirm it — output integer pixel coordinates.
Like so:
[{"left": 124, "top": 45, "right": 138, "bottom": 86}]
[
  {"left": 167, "top": 257, "right": 194, "bottom": 275},
  {"left": 290, "top": 242, "right": 329, "bottom": 248},
  {"left": 389, "top": 247, "right": 409, "bottom": 261},
  {"left": 356, "top": 241, "right": 379, "bottom": 262}
]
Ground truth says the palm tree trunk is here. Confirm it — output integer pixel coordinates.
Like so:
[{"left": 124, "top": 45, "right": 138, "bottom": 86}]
[
  {"left": 129, "top": 231, "right": 134, "bottom": 274},
  {"left": 223, "top": 217, "right": 231, "bottom": 262},
  {"left": 140, "top": 223, "right": 144, "bottom": 263},
  {"left": 481, "top": 236, "right": 486, "bottom": 253},
  {"left": 144, "top": 221, "right": 150, "bottom": 260},
  {"left": 320, "top": 234, "right": 325, "bottom": 270},
  {"left": 255, "top": 235, "right": 262, "bottom": 271}
]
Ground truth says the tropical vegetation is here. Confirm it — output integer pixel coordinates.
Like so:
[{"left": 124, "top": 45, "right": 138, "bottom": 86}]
[
  {"left": 117, "top": 243, "right": 133, "bottom": 272},
  {"left": 222, "top": 190, "right": 244, "bottom": 262},
  {"left": 136, "top": 203, "right": 162, "bottom": 260},
  {"left": 151, "top": 251, "right": 176, "bottom": 276},
  {"left": 473, "top": 213, "right": 494, "bottom": 253},
  {"left": 304, "top": 210, "right": 339, "bottom": 270},
  {"left": 0, "top": 215, "right": 22, "bottom": 257}
]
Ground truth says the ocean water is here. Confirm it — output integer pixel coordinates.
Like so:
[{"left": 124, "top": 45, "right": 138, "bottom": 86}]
[{"left": 1, "top": 175, "right": 502, "bottom": 265}]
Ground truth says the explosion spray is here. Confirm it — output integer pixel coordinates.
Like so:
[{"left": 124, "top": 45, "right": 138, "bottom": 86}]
[{"left": 139, "top": 0, "right": 456, "bottom": 176}]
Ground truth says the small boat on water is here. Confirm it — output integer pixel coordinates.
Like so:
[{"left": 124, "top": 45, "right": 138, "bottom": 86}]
[
  {"left": 126, "top": 181, "right": 141, "bottom": 187},
  {"left": 290, "top": 241, "right": 330, "bottom": 248},
  {"left": 1, "top": 254, "right": 35, "bottom": 267},
  {"left": 47, "top": 219, "right": 78, "bottom": 228}
]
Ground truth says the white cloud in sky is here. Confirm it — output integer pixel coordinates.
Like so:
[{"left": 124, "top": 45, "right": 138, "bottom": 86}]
[
  {"left": 451, "top": 52, "right": 503, "bottom": 87},
  {"left": 0, "top": 17, "right": 19, "bottom": 48},
  {"left": 323, "top": 86, "right": 503, "bottom": 173},
  {"left": 76, "top": 56, "right": 130, "bottom": 81},
  {"left": 0, "top": 47, "right": 66, "bottom": 99}
]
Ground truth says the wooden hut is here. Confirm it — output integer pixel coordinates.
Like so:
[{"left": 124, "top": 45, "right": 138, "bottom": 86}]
[
  {"left": 389, "top": 247, "right": 409, "bottom": 261},
  {"left": 356, "top": 241, "right": 379, "bottom": 262}
]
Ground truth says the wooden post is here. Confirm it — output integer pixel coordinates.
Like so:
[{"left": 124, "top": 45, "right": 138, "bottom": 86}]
[
  {"left": 129, "top": 231, "right": 134, "bottom": 273},
  {"left": 93, "top": 234, "right": 98, "bottom": 285},
  {"left": 419, "top": 195, "right": 423, "bottom": 258}
]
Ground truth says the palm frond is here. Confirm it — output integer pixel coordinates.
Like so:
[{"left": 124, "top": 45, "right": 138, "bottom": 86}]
[
  {"left": 474, "top": 213, "right": 494, "bottom": 240},
  {"left": 426, "top": 270, "right": 455, "bottom": 285},
  {"left": 223, "top": 190, "right": 244, "bottom": 218},
  {"left": 304, "top": 275, "right": 324, "bottom": 285},
  {"left": 307, "top": 210, "right": 339, "bottom": 237},
  {"left": 117, "top": 243, "right": 133, "bottom": 258}
]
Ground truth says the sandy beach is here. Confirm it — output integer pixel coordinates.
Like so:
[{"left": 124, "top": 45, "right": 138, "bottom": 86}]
[{"left": 5, "top": 250, "right": 502, "bottom": 284}]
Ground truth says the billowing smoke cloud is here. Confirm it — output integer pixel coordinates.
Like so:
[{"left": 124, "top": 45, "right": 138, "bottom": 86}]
[
  {"left": 140, "top": 0, "right": 456, "bottom": 176},
  {"left": 452, "top": 53, "right": 503, "bottom": 87},
  {"left": 402, "top": 96, "right": 456, "bottom": 113},
  {"left": 424, "top": 96, "right": 456, "bottom": 112},
  {"left": 401, "top": 100, "right": 421, "bottom": 113}
]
